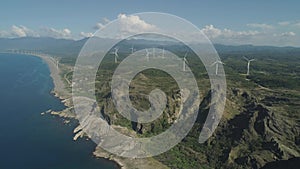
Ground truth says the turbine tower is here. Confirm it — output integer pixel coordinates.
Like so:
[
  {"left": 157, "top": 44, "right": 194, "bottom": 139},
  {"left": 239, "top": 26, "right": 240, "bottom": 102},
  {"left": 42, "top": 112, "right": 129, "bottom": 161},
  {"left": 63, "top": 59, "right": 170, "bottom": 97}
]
[
  {"left": 182, "top": 52, "right": 188, "bottom": 71},
  {"left": 243, "top": 56, "right": 255, "bottom": 75},
  {"left": 56, "top": 57, "right": 60, "bottom": 70},
  {"left": 129, "top": 45, "right": 134, "bottom": 54},
  {"left": 145, "top": 49, "right": 150, "bottom": 62},
  {"left": 113, "top": 48, "right": 119, "bottom": 63},
  {"left": 211, "top": 60, "right": 225, "bottom": 75}
]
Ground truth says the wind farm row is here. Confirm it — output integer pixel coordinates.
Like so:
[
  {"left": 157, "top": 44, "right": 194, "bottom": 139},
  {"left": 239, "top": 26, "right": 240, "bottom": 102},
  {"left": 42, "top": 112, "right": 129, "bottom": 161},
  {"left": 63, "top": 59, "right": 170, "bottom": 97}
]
[{"left": 111, "top": 46, "right": 256, "bottom": 76}]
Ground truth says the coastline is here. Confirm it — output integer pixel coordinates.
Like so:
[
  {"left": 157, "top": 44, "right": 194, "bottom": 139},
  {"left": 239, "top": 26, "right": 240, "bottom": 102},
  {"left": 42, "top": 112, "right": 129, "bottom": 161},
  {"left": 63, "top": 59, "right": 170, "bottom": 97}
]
[
  {"left": 12, "top": 52, "right": 167, "bottom": 169},
  {"left": 33, "top": 54, "right": 70, "bottom": 100},
  {"left": 11, "top": 52, "right": 124, "bottom": 169}
]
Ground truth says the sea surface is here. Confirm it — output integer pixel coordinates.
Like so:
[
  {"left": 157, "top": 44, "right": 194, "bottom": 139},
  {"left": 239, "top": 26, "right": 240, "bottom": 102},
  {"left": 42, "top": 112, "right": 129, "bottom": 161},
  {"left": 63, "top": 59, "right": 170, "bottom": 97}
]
[{"left": 0, "top": 53, "right": 118, "bottom": 169}]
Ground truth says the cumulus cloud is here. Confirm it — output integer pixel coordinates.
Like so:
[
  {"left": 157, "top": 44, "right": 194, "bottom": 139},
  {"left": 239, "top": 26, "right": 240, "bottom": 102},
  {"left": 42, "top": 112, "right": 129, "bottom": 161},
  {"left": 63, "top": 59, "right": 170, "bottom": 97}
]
[
  {"left": 80, "top": 31, "right": 93, "bottom": 38},
  {"left": 278, "top": 21, "right": 290, "bottom": 26},
  {"left": 277, "top": 21, "right": 300, "bottom": 28},
  {"left": 0, "top": 30, "right": 10, "bottom": 38},
  {"left": 117, "top": 13, "right": 158, "bottom": 34},
  {"left": 11, "top": 25, "right": 39, "bottom": 37},
  {"left": 200, "top": 25, "right": 222, "bottom": 38},
  {"left": 247, "top": 23, "right": 273, "bottom": 29},
  {"left": 103, "top": 17, "right": 110, "bottom": 23},
  {"left": 93, "top": 14, "right": 159, "bottom": 39},
  {"left": 0, "top": 25, "right": 74, "bottom": 39},
  {"left": 93, "top": 18, "right": 111, "bottom": 30},
  {"left": 201, "top": 25, "right": 260, "bottom": 39},
  {"left": 275, "top": 31, "right": 296, "bottom": 37},
  {"left": 198, "top": 25, "right": 286, "bottom": 46},
  {"left": 40, "top": 27, "right": 72, "bottom": 39},
  {"left": 94, "top": 23, "right": 105, "bottom": 30},
  {"left": 11, "top": 25, "right": 27, "bottom": 37},
  {"left": 294, "top": 22, "right": 300, "bottom": 27}
]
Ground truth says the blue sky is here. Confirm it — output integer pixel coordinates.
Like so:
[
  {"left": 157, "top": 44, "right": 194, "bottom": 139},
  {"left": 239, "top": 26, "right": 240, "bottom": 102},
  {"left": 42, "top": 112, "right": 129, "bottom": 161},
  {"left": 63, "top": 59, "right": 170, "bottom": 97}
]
[{"left": 1, "top": 0, "right": 299, "bottom": 46}]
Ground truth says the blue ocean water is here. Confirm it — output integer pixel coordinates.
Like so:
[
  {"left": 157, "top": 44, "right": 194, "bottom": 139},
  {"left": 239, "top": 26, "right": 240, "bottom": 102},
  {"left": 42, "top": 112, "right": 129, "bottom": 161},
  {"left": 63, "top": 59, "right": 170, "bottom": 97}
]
[{"left": 0, "top": 53, "right": 118, "bottom": 169}]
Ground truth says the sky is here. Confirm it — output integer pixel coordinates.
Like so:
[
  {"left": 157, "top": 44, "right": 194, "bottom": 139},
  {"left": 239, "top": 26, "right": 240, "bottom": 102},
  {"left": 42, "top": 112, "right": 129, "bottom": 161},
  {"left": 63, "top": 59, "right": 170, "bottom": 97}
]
[{"left": 0, "top": 0, "right": 300, "bottom": 46}]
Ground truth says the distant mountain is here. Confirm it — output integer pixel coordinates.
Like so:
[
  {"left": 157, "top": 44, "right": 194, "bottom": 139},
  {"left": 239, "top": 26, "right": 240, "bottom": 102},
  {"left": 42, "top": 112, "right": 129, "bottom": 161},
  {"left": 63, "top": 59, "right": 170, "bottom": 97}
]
[
  {"left": 0, "top": 37, "right": 75, "bottom": 51},
  {"left": 214, "top": 44, "right": 299, "bottom": 52},
  {"left": 1, "top": 37, "right": 300, "bottom": 59},
  {"left": 0, "top": 37, "right": 87, "bottom": 57}
]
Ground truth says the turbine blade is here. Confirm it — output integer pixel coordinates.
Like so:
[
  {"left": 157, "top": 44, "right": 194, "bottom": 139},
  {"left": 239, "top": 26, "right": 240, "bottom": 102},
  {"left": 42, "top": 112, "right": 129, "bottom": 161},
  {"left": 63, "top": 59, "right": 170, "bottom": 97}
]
[
  {"left": 243, "top": 56, "right": 249, "bottom": 61},
  {"left": 210, "top": 61, "right": 217, "bottom": 66},
  {"left": 184, "top": 51, "right": 188, "bottom": 58}
]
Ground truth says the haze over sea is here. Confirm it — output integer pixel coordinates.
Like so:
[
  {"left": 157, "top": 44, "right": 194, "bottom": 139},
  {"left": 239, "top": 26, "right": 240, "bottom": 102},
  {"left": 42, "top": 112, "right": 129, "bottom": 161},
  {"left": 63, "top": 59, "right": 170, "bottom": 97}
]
[{"left": 0, "top": 53, "right": 118, "bottom": 169}]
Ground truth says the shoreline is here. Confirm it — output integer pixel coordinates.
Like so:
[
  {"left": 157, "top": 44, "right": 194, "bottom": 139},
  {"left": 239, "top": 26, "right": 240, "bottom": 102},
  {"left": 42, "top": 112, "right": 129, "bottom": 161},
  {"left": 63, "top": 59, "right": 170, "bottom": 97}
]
[
  {"left": 38, "top": 54, "right": 125, "bottom": 169},
  {"left": 5, "top": 52, "right": 167, "bottom": 169},
  {"left": 33, "top": 53, "right": 125, "bottom": 169},
  {"left": 3, "top": 52, "right": 124, "bottom": 169}
]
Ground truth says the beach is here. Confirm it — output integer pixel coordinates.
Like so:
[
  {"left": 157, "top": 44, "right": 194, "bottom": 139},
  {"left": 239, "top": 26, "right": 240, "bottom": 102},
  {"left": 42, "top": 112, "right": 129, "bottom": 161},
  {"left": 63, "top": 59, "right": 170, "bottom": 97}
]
[
  {"left": 33, "top": 54, "right": 70, "bottom": 100},
  {"left": 28, "top": 53, "right": 167, "bottom": 169},
  {"left": 32, "top": 53, "right": 125, "bottom": 169},
  {"left": 0, "top": 53, "right": 119, "bottom": 169}
]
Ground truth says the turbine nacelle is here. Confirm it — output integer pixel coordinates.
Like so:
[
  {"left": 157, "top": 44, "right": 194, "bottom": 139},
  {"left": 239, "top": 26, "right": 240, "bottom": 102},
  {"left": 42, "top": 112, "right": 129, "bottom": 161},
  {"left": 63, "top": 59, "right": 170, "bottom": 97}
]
[
  {"left": 243, "top": 56, "right": 255, "bottom": 75},
  {"left": 182, "top": 51, "right": 189, "bottom": 71},
  {"left": 113, "top": 48, "right": 119, "bottom": 63},
  {"left": 211, "top": 60, "right": 225, "bottom": 75}
]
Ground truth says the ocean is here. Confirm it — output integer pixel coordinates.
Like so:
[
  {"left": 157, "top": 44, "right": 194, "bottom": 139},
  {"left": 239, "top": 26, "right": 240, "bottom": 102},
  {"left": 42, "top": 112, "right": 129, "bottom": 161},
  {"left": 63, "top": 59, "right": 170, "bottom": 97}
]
[{"left": 0, "top": 53, "right": 118, "bottom": 169}]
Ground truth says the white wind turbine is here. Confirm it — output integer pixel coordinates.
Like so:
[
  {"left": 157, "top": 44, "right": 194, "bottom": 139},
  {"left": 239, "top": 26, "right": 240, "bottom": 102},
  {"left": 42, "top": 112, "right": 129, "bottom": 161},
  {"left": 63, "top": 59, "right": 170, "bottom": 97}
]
[
  {"left": 145, "top": 49, "right": 150, "bottom": 62},
  {"left": 129, "top": 45, "right": 134, "bottom": 54},
  {"left": 243, "top": 56, "right": 255, "bottom": 75},
  {"left": 211, "top": 60, "right": 225, "bottom": 75},
  {"left": 182, "top": 52, "right": 189, "bottom": 71},
  {"left": 113, "top": 48, "right": 119, "bottom": 63},
  {"left": 56, "top": 57, "right": 61, "bottom": 70}
]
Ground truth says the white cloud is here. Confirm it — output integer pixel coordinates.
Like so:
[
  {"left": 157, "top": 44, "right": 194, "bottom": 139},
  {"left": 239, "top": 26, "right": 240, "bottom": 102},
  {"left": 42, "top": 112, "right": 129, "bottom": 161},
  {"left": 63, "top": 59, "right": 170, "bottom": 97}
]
[
  {"left": 11, "top": 25, "right": 39, "bottom": 37},
  {"left": 277, "top": 21, "right": 300, "bottom": 28},
  {"left": 201, "top": 25, "right": 260, "bottom": 39},
  {"left": 40, "top": 27, "right": 72, "bottom": 39},
  {"left": 294, "top": 22, "right": 300, "bottom": 27},
  {"left": 201, "top": 25, "right": 222, "bottom": 38},
  {"left": 93, "top": 14, "right": 159, "bottom": 39},
  {"left": 0, "top": 30, "right": 10, "bottom": 38},
  {"left": 93, "top": 18, "right": 111, "bottom": 30},
  {"left": 275, "top": 31, "right": 296, "bottom": 37},
  {"left": 11, "top": 25, "right": 27, "bottom": 37},
  {"left": 0, "top": 25, "right": 73, "bottom": 39},
  {"left": 199, "top": 24, "right": 300, "bottom": 46},
  {"left": 247, "top": 23, "right": 273, "bottom": 29},
  {"left": 94, "top": 23, "right": 105, "bottom": 30},
  {"left": 117, "top": 13, "right": 158, "bottom": 34},
  {"left": 103, "top": 17, "right": 110, "bottom": 23},
  {"left": 80, "top": 31, "right": 93, "bottom": 38},
  {"left": 278, "top": 21, "right": 290, "bottom": 26}
]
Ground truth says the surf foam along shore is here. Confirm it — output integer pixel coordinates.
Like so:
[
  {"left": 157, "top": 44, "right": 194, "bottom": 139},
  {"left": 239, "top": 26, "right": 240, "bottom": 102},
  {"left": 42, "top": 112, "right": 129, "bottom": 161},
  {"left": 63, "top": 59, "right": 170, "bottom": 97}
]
[
  {"left": 29, "top": 53, "right": 125, "bottom": 169},
  {"left": 28, "top": 53, "right": 167, "bottom": 169}
]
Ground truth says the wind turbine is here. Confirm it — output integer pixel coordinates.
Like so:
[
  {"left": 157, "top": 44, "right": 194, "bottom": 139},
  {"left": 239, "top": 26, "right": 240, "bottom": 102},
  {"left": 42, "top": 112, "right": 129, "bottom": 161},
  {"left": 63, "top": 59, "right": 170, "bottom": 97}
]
[
  {"left": 113, "top": 48, "right": 119, "bottom": 63},
  {"left": 129, "top": 45, "right": 134, "bottom": 54},
  {"left": 211, "top": 60, "right": 225, "bottom": 75},
  {"left": 145, "top": 49, "right": 150, "bottom": 62},
  {"left": 56, "top": 57, "right": 61, "bottom": 70},
  {"left": 182, "top": 52, "right": 188, "bottom": 71},
  {"left": 243, "top": 56, "right": 255, "bottom": 75}
]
